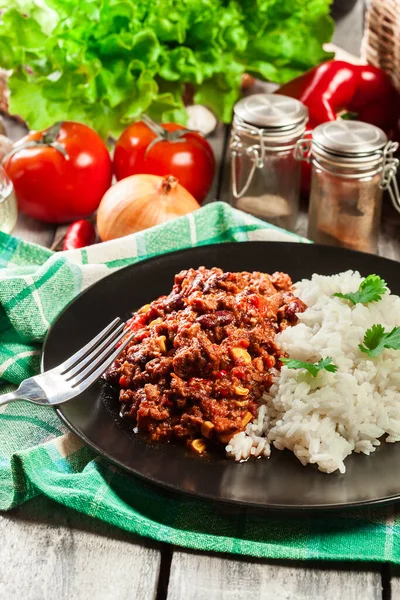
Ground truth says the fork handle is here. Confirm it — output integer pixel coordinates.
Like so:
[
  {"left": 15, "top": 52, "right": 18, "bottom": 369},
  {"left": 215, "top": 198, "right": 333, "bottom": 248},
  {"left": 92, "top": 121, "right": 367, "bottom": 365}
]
[{"left": 0, "top": 391, "right": 19, "bottom": 407}]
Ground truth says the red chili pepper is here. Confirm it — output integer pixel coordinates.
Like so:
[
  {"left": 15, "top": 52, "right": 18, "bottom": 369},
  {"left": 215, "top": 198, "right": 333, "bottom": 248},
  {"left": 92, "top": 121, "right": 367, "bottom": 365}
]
[
  {"left": 134, "top": 330, "right": 150, "bottom": 342},
  {"left": 249, "top": 295, "right": 261, "bottom": 309},
  {"left": 126, "top": 313, "right": 147, "bottom": 332},
  {"left": 215, "top": 370, "right": 227, "bottom": 379},
  {"left": 62, "top": 219, "right": 96, "bottom": 251},
  {"left": 277, "top": 60, "right": 400, "bottom": 194},
  {"left": 231, "top": 366, "right": 246, "bottom": 379},
  {"left": 119, "top": 375, "right": 130, "bottom": 388},
  {"left": 238, "top": 339, "right": 250, "bottom": 349}
]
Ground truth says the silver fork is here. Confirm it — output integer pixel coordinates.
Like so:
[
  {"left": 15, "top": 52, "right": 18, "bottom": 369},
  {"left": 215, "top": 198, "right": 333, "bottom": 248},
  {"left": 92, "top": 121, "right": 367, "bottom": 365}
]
[{"left": 0, "top": 318, "right": 134, "bottom": 408}]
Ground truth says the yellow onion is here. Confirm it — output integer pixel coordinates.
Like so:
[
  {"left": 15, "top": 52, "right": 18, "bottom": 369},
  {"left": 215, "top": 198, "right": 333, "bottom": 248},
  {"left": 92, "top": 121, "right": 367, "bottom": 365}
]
[{"left": 97, "top": 174, "right": 200, "bottom": 241}]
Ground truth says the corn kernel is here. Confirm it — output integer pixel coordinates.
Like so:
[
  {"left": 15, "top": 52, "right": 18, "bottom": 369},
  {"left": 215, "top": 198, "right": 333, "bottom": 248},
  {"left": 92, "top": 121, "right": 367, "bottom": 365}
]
[
  {"left": 201, "top": 421, "right": 214, "bottom": 438},
  {"left": 241, "top": 411, "right": 253, "bottom": 427},
  {"left": 149, "top": 318, "right": 162, "bottom": 326},
  {"left": 139, "top": 304, "right": 151, "bottom": 313},
  {"left": 234, "top": 385, "right": 249, "bottom": 396},
  {"left": 191, "top": 438, "right": 207, "bottom": 454},
  {"left": 157, "top": 335, "right": 167, "bottom": 353},
  {"left": 234, "top": 400, "right": 248, "bottom": 407},
  {"left": 231, "top": 347, "right": 251, "bottom": 364}
]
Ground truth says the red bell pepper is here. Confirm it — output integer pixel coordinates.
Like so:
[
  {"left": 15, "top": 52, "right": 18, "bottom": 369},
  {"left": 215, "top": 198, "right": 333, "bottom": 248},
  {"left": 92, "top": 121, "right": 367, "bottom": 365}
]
[
  {"left": 277, "top": 60, "right": 400, "bottom": 136},
  {"left": 277, "top": 61, "right": 400, "bottom": 196}
]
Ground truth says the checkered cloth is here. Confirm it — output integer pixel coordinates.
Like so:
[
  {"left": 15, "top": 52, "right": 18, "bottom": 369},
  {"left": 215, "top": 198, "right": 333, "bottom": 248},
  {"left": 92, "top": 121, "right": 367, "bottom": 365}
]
[{"left": 1, "top": 201, "right": 399, "bottom": 562}]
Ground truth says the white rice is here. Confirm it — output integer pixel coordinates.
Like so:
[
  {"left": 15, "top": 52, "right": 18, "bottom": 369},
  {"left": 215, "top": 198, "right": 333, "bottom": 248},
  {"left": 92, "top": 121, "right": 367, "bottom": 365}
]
[{"left": 226, "top": 270, "right": 400, "bottom": 473}]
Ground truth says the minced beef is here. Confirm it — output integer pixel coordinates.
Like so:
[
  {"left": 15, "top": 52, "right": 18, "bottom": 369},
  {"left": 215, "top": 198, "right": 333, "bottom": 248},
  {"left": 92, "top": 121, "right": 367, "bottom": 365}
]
[{"left": 106, "top": 267, "right": 306, "bottom": 453}]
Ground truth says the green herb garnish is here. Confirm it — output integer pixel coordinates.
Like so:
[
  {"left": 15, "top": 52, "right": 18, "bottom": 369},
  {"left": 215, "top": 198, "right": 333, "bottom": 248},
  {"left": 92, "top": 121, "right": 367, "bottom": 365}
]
[
  {"left": 280, "top": 357, "right": 338, "bottom": 377},
  {"left": 333, "top": 274, "right": 387, "bottom": 305},
  {"left": 359, "top": 324, "right": 400, "bottom": 357}
]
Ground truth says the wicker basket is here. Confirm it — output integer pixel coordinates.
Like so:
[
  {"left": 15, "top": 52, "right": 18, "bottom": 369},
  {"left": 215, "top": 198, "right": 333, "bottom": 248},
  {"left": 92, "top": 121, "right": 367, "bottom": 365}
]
[{"left": 362, "top": 0, "right": 400, "bottom": 92}]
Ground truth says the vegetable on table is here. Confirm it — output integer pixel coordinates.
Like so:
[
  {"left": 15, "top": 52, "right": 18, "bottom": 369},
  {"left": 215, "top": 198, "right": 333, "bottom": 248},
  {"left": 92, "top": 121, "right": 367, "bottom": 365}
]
[
  {"left": 185, "top": 106, "right": 218, "bottom": 140},
  {"left": 3, "top": 121, "right": 112, "bottom": 224},
  {"left": 333, "top": 275, "right": 387, "bottom": 305},
  {"left": 277, "top": 60, "right": 400, "bottom": 136},
  {"left": 62, "top": 220, "right": 96, "bottom": 251},
  {"left": 96, "top": 174, "right": 200, "bottom": 242},
  {"left": 0, "top": 0, "right": 333, "bottom": 139},
  {"left": 114, "top": 116, "right": 215, "bottom": 204},
  {"left": 277, "top": 60, "right": 400, "bottom": 195},
  {"left": 359, "top": 324, "right": 400, "bottom": 357},
  {"left": 280, "top": 357, "right": 338, "bottom": 377}
]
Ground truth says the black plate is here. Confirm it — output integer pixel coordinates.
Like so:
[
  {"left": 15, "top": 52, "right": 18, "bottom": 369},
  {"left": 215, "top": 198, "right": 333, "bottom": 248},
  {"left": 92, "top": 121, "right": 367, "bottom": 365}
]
[{"left": 43, "top": 242, "right": 400, "bottom": 511}]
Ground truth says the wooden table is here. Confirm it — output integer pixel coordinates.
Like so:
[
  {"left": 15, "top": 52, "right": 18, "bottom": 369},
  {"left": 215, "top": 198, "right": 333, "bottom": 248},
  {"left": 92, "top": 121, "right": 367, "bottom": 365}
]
[{"left": 2, "top": 3, "right": 400, "bottom": 598}]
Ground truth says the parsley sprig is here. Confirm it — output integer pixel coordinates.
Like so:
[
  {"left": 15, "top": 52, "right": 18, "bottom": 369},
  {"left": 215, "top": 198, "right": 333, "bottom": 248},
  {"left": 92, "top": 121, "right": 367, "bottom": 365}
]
[
  {"left": 359, "top": 324, "right": 400, "bottom": 357},
  {"left": 280, "top": 357, "right": 338, "bottom": 377},
  {"left": 333, "top": 275, "right": 387, "bottom": 305}
]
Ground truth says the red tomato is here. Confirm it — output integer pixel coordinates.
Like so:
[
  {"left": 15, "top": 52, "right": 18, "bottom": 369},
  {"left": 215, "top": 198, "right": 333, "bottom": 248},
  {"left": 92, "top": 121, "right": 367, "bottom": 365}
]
[
  {"left": 4, "top": 122, "right": 112, "bottom": 223},
  {"left": 113, "top": 121, "right": 215, "bottom": 203}
]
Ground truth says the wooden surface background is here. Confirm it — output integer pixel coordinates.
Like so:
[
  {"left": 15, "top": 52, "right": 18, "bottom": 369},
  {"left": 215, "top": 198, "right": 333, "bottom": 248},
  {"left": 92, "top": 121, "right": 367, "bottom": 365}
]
[{"left": 2, "top": 2, "right": 400, "bottom": 598}]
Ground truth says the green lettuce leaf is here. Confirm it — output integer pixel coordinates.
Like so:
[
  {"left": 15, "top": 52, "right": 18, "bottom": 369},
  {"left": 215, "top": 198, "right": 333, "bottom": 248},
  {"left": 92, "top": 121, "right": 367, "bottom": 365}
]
[{"left": 0, "top": 0, "right": 334, "bottom": 139}]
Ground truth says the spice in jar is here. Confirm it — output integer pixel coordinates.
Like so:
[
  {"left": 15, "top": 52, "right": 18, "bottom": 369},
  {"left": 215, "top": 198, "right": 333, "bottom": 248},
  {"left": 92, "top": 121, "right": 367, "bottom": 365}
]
[
  {"left": 230, "top": 94, "right": 308, "bottom": 231},
  {"left": 295, "top": 120, "right": 399, "bottom": 254}
]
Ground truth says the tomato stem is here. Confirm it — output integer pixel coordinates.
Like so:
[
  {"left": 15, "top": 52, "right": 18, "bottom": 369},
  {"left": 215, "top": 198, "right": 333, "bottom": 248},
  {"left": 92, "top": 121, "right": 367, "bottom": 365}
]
[
  {"left": 141, "top": 114, "right": 165, "bottom": 138},
  {"left": 2, "top": 121, "right": 69, "bottom": 163},
  {"left": 142, "top": 113, "right": 200, "bottom": 157},
  {"left": 42, "top": 122, "right": 63, "bottom": 144}
]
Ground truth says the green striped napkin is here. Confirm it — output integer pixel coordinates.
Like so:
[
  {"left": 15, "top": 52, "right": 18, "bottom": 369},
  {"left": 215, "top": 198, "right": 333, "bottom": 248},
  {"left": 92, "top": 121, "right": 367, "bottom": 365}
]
[{"left": 1, "top": 201, "right": 400, "bottom": 563}]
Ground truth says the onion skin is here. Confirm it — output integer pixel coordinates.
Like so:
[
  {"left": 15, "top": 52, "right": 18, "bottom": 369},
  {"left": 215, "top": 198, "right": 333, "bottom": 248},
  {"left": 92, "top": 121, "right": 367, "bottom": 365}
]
[{"left": 97, "top": 174, "right": 200, "bottom": 241}]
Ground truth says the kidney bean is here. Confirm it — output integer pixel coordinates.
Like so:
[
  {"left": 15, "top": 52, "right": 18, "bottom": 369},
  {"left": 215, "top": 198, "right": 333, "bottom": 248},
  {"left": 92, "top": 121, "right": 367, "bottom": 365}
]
[{"left": 197, "top": 310, "right": 234, "bottom": 328}]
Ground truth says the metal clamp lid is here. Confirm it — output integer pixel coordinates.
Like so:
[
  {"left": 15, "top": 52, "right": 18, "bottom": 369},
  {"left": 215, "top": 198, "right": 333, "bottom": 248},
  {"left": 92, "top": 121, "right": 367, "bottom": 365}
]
[
  {"left": 231, "top": 121, "right": 265, "bottom": 199},
  {"left": 312, "top": 120, "right": 388, "bottom": 156},
  {"left": 379, "top": 141, "right": 400, "bottom": 213},
  {"left": 294, "top": 137, "right": 312, "bottom": 162},
  {"left": 233, "top": 94, "right": 308, "bottom": 129},
  {"left": 294, "top": 133, "right": 400, "bottom": 214},
  {"left": 230, "top": 95, "right": 308, "bottom": 199},
  {"left": 231, "top": 115, "right": 308, "bottom": 199}
]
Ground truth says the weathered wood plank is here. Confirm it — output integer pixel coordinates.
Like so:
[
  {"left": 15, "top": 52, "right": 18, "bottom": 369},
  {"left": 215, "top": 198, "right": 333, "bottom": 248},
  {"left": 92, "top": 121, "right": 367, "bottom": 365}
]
[
  {"left": 389, "top": 566, "right": 400, "bottom": 599},
  {"left": 203, "top": 121, "right": 227, "bottom": 205},
  {"left": 332, "top": 0, "right": 366, "bottom": 58},
  {"left": 13, "top": 213, "right": 56, "bottom": 248},
  {"left": 167, "top": 551, "right": 382, "bottom": 600},
  {"left": 0, "top": 496, "right": 162, "bottom": 600}
]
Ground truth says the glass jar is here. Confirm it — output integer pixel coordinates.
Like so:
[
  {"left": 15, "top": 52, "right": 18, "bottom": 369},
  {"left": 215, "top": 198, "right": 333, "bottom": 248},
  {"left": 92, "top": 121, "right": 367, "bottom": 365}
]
[
  {"left": 0, "top": 166, "right": 17, "bottom": 234},
  {"left": 230, "top": 94, "right": 308, "bottom": 231},
  {"left": 295, "top": 121, "right": 400, "bottom": 254}
]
